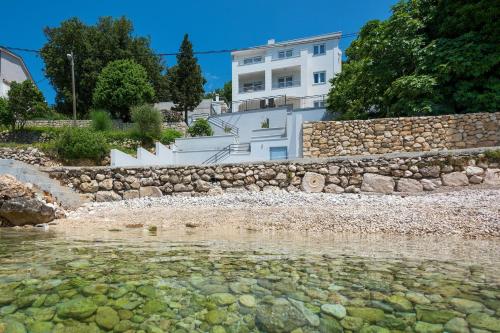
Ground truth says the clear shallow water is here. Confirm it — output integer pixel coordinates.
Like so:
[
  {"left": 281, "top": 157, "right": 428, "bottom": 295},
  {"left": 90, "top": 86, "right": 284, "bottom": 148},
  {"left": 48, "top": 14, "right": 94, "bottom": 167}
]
[{"left": 0, "top": 229, "right": 499, "bottom": 333}]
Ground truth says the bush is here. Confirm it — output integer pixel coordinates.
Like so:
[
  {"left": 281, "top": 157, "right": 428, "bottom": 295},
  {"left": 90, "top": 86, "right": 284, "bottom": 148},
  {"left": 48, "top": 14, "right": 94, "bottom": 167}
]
[
  {"left": 90, "top": 109, "right": 113, "bottom": 131},
  {"left": 131, "top": 104, "right": 163, "bottom": 144},
  {"left": 0, "top": 97, "right": 10, "bottom": 129},
  {"left": 56, "top": 128, "right": 109, "bottom": 161},
  {"left": 160, "top": 128, "right": 183, "bottom": 145},
  {"left": 188, "top": 119, "right": 213, "bottom": 137}
]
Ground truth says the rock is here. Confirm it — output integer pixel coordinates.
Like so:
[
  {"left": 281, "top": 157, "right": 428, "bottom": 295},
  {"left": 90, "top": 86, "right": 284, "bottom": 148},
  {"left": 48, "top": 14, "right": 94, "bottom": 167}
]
[
  {"left": 301, "top": 172, "right": 325, "bottom": 193},
  {"left": 142, "top": 299, "right": 165, "bottom": 314},
  {"left": 99, "top": 178, "right": 113, "bottom": 190},
  {"left": 95, "top": 306, "right": 120, "bottom": 330},
  {"left": 445, "top": 318, "right": 470, "bottom": 333},
  {"left": 324, "top": 184, "right": 345, "bottom": 194},
  {"left": 386, "top": 295, "right": 413, "bottom": 311},
  {"left": 239, "top": 295, "right": 256, "bottom": 308},
  {"left": 95, "top": 191, "right": 121, "bottom": 202},
  {"left": 205, "top": 309, "right": 227, "bottom": 325},
  {"left": 56, "top": 298, "right": 97, "bottom": 319},
  {"left": 421, "top": 179, "right": 441, "bottom": 191},
  {"left": 465, "top": 166, "right": 484, "bottom": 176},
  {"left": 360, "top": 325, "right": 390, "bottom": 333},
  {"left": 483, "top": 169, "right": 500, "bottom": 185},
  {"left": 361, "top": 173, "right": 395, "bottom": 194},
  {"left": 0, "top": 174, "right": 32, "bottom": 199},
  {"left": 80, "top": 180, "right": 99, "bottom": 193},
  {"left": 289, "top": 298, "right": 320, "bottom": 327},
  {"left": 320, "top": 316, "right": 343, "bottom": 333},
  {"left": 113, "top": 320, "right": 132, "bottom": 333},
  {"left": 417, "top": 309, "right": 456, "bottom": 324},
  {"left": 195, "top": 179, "right": 211, "bottom": 192},
  {"left": 469, "top": 175, "right": 483, "bottom": 184},
  {"left": 3, "top": 320, "right": 26, "bottom": 333},
  {"left": 442, "top": 172, "right": 469, "bottom": 186},
  {"left": 341, "top": 316, "right": 364, "bottom": 330},
  {"left": 0, "top": 197, "right": 55, "bottom": 226},
  {"left": 450, "top": 298, "right": 484, "bottom": 314},
  {"left": 139, "top": 186, "right": 162, "bottom": 198},
  {"left": 28, "top": 321, "right": 53, "bottom": 333},
  {"left": 347, "top": 306, "right": 385, "bottom": 323},
  {"left": 211, "top": 293, "right": 236, "bottom": 305},
  {"left": 321, "top": 304, "right": 346, "bottom": 319},
  {"left": 420, "top": 166, "right": 440, "bottom": 178},
  {"left": 406, "top": 292, "right": 430, "bottom": 305},
  {"left": 123, "top": 190, "right": 140, "bottom": 200},
  {"left": 256, "top": 299, "right": 308, "bottom": 332},
  {"left": 137, "top": 285, "right": 156, "bottom": 298},
  {"left": 259, "top": 169, "right": 277, "bottom": 180},
  {"left": 82, "top": 283, "right": 108, "bottom": 296},
  {"left": 415, "top": 321, "right": 444, "bottom": 333},
  {"left": 397, "top": 178, "right": 424, "bottom": 192},
  {"left": 466, "top": 312, "right": 500, "bottom": 331}
]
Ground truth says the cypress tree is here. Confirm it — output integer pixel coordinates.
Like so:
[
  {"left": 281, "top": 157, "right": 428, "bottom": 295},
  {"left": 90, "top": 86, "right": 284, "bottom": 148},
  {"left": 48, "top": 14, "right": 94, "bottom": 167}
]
[{"left": 169, "top": 34, "right": 206, "bottom": 124}]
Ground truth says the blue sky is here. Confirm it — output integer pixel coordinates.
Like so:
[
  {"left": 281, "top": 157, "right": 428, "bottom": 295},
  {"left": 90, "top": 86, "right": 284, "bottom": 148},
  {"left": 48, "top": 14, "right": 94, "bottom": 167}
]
[{"left": 2, "top": 0, "right": 397, "bottom": 104}]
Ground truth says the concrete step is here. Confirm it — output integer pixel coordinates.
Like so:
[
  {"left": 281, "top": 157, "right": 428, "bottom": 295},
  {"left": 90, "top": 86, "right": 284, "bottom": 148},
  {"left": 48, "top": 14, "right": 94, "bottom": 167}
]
[{"left": 0, "top": 159, "right": 82, "bottom": 210}]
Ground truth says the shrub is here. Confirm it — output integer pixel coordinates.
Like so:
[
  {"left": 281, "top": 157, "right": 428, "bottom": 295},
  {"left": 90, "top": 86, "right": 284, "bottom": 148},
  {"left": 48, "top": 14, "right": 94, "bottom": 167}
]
[
  {"left": 56, "top": 127, "right": 109, "bottom": 161},
  {"left": 485, "top": 149, "right": 500, "bottom": 162},
  {"left": 90, "top": 109, "right": 113, "bottom": 131},
  {"left": 188, "top": 119, "right": 213, "bottom": 137},
  {"left": 160, "top": 128, "right": 183, "bottom": 145},
  {"left": 261, "top": 118, "right": 269, "bottom": 128},
  {"left": 0, "top": 97, "right": 10, "bottom": 129},
  {"left": 131, "top": 104, "right": 163, "bottom": 144}
]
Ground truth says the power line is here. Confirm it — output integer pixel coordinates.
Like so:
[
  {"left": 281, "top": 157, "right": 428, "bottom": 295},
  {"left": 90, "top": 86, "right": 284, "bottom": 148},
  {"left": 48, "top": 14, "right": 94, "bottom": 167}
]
[{"left": 0, "top": 32, "right": 359, "bottom": 58}]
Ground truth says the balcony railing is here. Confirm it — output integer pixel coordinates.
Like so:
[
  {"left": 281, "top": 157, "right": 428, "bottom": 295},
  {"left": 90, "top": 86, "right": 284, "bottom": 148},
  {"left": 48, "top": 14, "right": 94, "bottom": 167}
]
[
  {"left": 229, "top": 94, "right": 328, "bottom": 112},
  {"left": 239, "top": 85, "right": 265, "bottom": 93},
  {"left": 272, "top": 80, "right": 301, "bottom": 90}
]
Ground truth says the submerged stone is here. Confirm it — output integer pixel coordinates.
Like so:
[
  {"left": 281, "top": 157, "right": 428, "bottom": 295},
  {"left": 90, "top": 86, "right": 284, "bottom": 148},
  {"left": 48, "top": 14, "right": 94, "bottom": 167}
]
[
  {"left": 416, "top": 308, "right": 457, "bottom": 324},
  {"left": 256, "top": 300, "right": 308, "bottom": 333},
  {"left": 4, "top": 320, "right": 26, "bottom": 333},
  {"left": 27, "top": 321, "right": 53, "bottom": 333},
  {"left": 288, "top": 298, "right": 320, "bottom": 327},
  {"left": 360, "top": 325, "right": 390, "bottom": 333},
  {"left": 319, "top": 316, "right": 343, "bottom": 333},
  {"left": 82, "top": 284, "right": 108, "bottom": 296},
  {"left": 445, "top": 317, "right": 470, "bottom": 333},
  {"left": 347, "top": 307, "right": 385, "bottom": 323},
  {"left": 239, "top": 295, "right": 256, "bottom": 308},
  {"left": 467, "top": 312, "right": 500, "bottom": 332},
  {"left": 137, "top": 285, "right": 156, "bottom": 298},
  {"left": 211, "top": 293, "right": 236, "bottom": 305},
  {"left": 95, "top": 306, "right": 119, "bottom": 330},
  {"left": 142, "top": 299, "right": 165, "bottom": 314},
  {"left": 341, "top": 316, "right": 364, "bottom": 330},
  {"left": 321, "top": 304, "right": 347, "bottom": 319},
  {"left": 415, "top": 321, "right": 444, "bottom": 333},
  {"left": 387, "top": 295, "right": 413, "bottom": 312},
  {"left": 205, "top": 309, "right": 227, "bottom": 325},
  {"left": 451, "top": 298, "right": 484, "bottom": 314},
  {"left": 56, "top": 298, "right": 97, "bottom": 319}
]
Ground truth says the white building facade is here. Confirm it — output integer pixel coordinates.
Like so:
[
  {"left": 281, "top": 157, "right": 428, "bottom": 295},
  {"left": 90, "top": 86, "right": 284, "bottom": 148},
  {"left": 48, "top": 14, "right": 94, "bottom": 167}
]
[
  {"left": 231, "top": 32, "right": 342, "bottom": 111},
  {"left": 0, "top": 48, "right": 33, "bottom": 98}
]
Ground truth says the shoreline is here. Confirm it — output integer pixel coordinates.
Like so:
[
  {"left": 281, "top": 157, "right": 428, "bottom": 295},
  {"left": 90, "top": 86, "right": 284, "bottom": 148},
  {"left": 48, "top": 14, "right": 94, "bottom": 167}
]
[{"left": 53, "top": 186, "right": 500, "bottom": 238}]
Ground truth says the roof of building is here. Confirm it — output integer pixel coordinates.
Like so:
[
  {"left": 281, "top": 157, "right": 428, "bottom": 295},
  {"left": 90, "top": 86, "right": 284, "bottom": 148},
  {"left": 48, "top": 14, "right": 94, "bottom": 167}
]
[
  {"left": 154, "top": 99, "right": 213, "bottom": 115},
  {"left": 231, "top": 32, "right": 342, "bottom": 56},
  {"left": 0, "top": 47, "right": 34, "bottom": 82}
]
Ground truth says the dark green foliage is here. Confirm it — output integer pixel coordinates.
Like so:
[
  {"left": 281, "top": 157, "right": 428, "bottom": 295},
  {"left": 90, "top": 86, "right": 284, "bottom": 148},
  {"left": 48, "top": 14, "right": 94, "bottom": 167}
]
[
  {"left": 131, "top": 104, "right": 163, "bottom": 144},
  {"left": 90, "top": 109, "right": 113, "bottom": 132},
  {"left": 168, "top": 34, "right": 206, "bottom": 123},
  {"left": 327, "top": 0, "right": 499, "bottom": 119},
  {"left": 205, "top": 80, "right": 232, "bottom": 103},
  {"left": 160, "top": 128, "right": 183, "bottom": 145},
  {"left": 188, "top": 119, "right": 213, "bottom": 137},
  {"left": 92, "top": 60, "right": 155, "bottom": 121},
  {"left": 0, "top": 97, "right": 9, "bottom": 128},
  {"left": 5, "top": 81, "right": 48, "bottom": 130},
  {"left": 484, "top": 149, "right": 500, "bottom": 162},
  {"left": 40, "top": 16, "right": 170, "bottom": 117},
  {"left": 56, "top": 127, "right": 109, "bottom": 161}
]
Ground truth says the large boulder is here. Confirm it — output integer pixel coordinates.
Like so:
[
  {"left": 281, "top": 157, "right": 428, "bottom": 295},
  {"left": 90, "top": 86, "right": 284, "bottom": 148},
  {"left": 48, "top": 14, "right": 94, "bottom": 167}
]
[
  {"left": 397, "top": 178, "right": 423, "bottom": 193},
  {"left": 0, "top": 197, "right": 56, "bottom": 226},
  {"left": 95, "top": 191, "right": 122, "bottom": 202},
  {"left": 139, "top": 186, "right": 163, "bottom": 198},
  {"left": 483, "top": 169, "right": 500, "bottom": 186},
  {"left": 361, "top": 173, "right": 395, "bottom": 194},
  {"left": 301, "top": 172, "right": 325, "bottom": 193},
  {"left": 0, "top": 174, "right": 33, "bottom": 199},
  {"left": 442, "top": 172, "right": 469, "bottom": 186}
]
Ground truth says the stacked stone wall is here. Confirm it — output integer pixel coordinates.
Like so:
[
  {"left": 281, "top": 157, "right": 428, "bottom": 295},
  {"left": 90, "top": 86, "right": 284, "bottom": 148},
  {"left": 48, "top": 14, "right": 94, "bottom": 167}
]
[
  {"left": 45, "top": 148, "right": 500, "bottom": 202},
  {"left": 303, "top": 112, "right": 499, "bottom": 158}
]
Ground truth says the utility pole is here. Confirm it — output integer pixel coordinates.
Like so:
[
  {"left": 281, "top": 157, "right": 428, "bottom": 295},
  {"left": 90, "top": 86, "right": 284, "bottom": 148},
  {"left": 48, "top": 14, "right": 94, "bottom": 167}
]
[{"left": 67, "top": 51, "right": 76, "bottom": 126}]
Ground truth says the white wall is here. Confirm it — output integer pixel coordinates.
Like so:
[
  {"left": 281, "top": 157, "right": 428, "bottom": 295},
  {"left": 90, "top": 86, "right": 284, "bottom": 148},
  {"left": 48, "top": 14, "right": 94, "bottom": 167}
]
[
  {"left": 232, "top": 35, "right": 341, "bottom": 104},
  {"left": 0, "top": 51, "right": 30, "bottom": 98}
]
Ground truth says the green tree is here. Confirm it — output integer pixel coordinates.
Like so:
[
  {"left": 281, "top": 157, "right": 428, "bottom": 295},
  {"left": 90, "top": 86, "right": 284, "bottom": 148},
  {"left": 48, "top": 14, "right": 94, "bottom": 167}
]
[
  {"left": 327, "top": 0, "right": 499, "bottom": 119},
  {"left": 5, "top": 81, "right": 47, "bottom": 130},
  {"left": 168, "top": 34, "right": 206, "bottom": 124},
  {"left": 188, "top": 118, "right": 213, "bottom": 137},
  {"left": 92, "top": 60, "right": 155, "bottom": 121},
  {"left": 131, "top": 104, "right": 163, "bottom": 144},
  {"left": 0, "top": 97, "right": 10, "bottom": 128},
  {"left": 40, "top": 16, "right": 169, "bottom": 117},
  {"left": 205, "top": 80, "right": 232, "bottom": 103}
]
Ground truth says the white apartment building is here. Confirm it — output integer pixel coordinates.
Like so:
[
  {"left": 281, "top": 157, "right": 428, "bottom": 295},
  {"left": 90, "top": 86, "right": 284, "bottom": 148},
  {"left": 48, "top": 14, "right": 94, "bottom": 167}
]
[
  {"left": 0, "top": 48, "right": 33, "bottom": 98},
  {"left": 231, "top": 32, "right": 342, "bottom": 111}
]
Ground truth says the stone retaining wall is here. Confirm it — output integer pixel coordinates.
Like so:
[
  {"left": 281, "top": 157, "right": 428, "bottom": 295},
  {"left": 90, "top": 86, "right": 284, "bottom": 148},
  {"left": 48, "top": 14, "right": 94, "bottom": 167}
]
[
  {"left": 0, "top": 147, "right": 59, "bottom": 167},
  {"left": 45, "top": 148, "right": 500, "bottom": 202},
  {"left": 303, "top": 112, "right": 500, "bottom": 158}
]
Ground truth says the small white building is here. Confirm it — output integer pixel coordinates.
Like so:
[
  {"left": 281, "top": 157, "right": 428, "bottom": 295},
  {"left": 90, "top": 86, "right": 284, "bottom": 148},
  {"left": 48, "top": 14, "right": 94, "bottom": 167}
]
[
  {"left": 231, "top": 32, "right": 342, "bottom": 111},
  {"left": 0, "top": 48, "right": 33, "bottom": 98}
]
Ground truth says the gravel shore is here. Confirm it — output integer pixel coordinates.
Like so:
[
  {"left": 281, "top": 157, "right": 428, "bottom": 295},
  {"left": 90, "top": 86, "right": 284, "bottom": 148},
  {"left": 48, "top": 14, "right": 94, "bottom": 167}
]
[{"left": 58, "top": 187, "right": 500, "bottom": 238}]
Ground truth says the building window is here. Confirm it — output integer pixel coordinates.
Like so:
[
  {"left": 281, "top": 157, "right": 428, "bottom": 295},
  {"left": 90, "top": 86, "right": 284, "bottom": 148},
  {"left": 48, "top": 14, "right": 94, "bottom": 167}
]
[
  {"left": 278, "top": 49, "right": 293, "bottom": 59},
  {"left": 314, "top": 100, "right": 325, "bottom": 108},
  {"left": 313, "top": 44, "right": 326, "bottom": 55},
  {"left": 313, "top": 71, "right": 326, "bottom": 84},
  {"left": 270, "top": 147, "right": 288, "bottom": 160},
  {"left": 243, "top": 55, "right": 263, "bottom": 65},
  {"left": 242, "top": 81, "right": 264, "bottom": 92},
  {"left": 278, "top": 76, "right": 293, "bottom": 88}
]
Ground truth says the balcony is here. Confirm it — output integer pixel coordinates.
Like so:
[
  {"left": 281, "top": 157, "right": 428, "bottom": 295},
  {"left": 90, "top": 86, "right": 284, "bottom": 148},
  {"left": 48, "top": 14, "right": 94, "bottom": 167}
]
[
  {"left": 272, "top": 80, "right": 301, "bottom": 90},
  {"left": 239, "top": 84, "right": 265, "bottom": 94}
]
